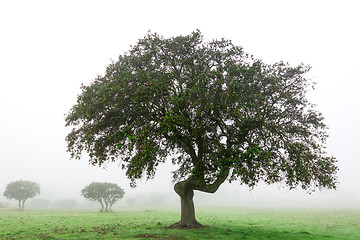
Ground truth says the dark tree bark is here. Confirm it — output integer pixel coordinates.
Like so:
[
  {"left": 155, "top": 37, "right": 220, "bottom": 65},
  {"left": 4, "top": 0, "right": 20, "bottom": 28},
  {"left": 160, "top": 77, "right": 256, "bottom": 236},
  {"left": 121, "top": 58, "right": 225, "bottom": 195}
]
[
  {"left": 171, "top": 178, "right": 202, "bottom": 228},
  {"left": 170, "top": 170, "right": 230, "bottom": 228}
]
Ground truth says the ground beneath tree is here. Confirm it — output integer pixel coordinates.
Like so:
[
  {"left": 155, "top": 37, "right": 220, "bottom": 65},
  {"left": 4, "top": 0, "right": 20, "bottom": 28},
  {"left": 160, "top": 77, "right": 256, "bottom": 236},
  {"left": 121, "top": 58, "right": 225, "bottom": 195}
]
[
  {"left": 167, "top": 221, "right": 205, "bottom": 229},
  {"left": 135, "top": 234, "right": 187, "bottom": 239}
]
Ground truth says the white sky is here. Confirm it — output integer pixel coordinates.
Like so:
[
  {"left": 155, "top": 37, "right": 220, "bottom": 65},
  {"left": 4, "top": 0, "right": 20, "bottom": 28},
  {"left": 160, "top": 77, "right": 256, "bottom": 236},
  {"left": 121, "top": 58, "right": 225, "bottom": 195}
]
[{"left": 0, "top": 0, "right": 359, "bottom": 208}]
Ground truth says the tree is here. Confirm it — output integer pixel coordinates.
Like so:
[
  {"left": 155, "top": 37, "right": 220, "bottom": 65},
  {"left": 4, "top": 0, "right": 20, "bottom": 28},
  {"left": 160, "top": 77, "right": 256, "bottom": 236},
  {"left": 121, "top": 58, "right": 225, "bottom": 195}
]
[
  {"left": 65, "top": 30, "right": 338, "bottom": 228},
  {"left": 3, "top": 180, "right": 40, "bottom": 210},
  {"left": 81, "top": 182, "right": 125, "bottom": 212}
]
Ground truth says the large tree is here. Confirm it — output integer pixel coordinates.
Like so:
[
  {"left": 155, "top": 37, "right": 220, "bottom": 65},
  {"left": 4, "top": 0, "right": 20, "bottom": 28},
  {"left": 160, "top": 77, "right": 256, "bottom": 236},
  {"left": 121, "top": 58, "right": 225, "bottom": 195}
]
[
  {"left": 81, "top": 182, "right": 125, "bottom": 212},
  {"left": 3, "top": 180, "right": 40, "bottom": 210},
  {"left": 65, "top": 30, "right": 338, "bottom": 228}
]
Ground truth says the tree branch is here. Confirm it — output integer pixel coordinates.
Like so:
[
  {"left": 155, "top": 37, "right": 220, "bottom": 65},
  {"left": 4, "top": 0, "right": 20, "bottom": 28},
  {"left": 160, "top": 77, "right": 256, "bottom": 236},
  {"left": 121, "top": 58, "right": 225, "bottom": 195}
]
[{"left": 193, "top": 168, "right": 230, "bottom": 193}]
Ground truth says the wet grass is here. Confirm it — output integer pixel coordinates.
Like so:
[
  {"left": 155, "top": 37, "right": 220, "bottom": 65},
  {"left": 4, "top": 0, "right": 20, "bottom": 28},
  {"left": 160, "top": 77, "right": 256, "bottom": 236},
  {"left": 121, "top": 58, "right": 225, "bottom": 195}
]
[{"left": 0, "top": 208, "right": 359, "bottom": 239}]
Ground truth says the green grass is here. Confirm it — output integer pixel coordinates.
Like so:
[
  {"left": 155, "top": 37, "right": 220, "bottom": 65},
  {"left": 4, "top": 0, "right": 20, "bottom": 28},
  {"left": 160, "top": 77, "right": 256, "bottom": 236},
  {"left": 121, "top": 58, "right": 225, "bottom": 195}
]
[{"left": 0, "top": 208, "right": 359, "bottom": 239}]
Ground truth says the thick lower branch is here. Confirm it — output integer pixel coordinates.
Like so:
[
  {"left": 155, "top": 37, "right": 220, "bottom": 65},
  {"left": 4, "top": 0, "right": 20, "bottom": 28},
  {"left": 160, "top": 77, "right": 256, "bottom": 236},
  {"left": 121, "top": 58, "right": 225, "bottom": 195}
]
[{"left": 193, "top": 168, "right": 230, "bottom": 193}]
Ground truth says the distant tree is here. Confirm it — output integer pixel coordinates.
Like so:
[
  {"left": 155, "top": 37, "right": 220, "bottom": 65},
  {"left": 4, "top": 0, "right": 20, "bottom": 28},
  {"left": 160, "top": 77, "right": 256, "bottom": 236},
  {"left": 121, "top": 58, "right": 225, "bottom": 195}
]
[
  {"left": 3, "top": 180, "right": 40, "bottom": 210},
  {"left": 81, "top": 182, "right": 125, "bottom": 212},
  {"left": 66, "top": 30, "right": 338, "bottom": 228}
]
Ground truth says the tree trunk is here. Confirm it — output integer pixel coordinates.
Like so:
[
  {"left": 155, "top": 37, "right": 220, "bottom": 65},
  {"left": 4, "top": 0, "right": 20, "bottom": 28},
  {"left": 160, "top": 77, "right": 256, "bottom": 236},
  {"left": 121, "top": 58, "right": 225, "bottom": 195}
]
[
  {"left": 18, "top": 200, "right": 25, "bottom": 210},
  {"left": 169, "top": 170, "right": 230, "bottom": 228},
  {"left": 170, "top": 178, "right": 203, "bottom": 228},
  {"left": 99, "top": 201, "right": 104, "bottom": 212}
]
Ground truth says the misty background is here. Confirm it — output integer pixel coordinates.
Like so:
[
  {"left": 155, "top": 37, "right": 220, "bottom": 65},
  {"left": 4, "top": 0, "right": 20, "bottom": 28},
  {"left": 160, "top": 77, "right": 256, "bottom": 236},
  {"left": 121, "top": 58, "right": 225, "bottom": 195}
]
[{"left": 1, "top": 0, "right": 359, "bottom": 210}]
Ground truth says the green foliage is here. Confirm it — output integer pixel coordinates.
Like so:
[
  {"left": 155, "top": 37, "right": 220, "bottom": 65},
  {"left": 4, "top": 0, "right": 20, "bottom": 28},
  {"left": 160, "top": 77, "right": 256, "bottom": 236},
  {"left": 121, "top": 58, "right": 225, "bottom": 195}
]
[
  {"left": 66, "top": 30, "right": 337, "bottom": 192},
  {"left": 3, "top": 180, "right": 40, "bottom": 210},
  {"left": 81, "top": 182, "right": 125, "bottom": 212},
  {"left": 0, "top": 209, "right": 359, "bottom": 239}
]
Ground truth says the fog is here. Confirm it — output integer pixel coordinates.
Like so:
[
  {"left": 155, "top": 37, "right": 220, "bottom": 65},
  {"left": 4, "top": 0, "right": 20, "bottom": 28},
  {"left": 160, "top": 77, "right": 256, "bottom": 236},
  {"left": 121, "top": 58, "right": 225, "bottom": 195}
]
[{"left": 1, "top": 0, "right": 359, "bottom": 210}]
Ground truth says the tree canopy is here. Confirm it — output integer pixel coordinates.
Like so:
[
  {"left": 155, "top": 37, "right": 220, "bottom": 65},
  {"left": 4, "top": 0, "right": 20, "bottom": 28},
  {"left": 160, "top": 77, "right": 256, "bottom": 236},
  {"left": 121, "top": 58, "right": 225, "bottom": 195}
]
[
  {"left": 66, "top": 30, "right": 337, "bottom": 227},
  {"left": 3, "top": 180, "right": 40, "bottom": 210},
  {"left": 81, "top": 182, "right": 125, "bottom": 212}
]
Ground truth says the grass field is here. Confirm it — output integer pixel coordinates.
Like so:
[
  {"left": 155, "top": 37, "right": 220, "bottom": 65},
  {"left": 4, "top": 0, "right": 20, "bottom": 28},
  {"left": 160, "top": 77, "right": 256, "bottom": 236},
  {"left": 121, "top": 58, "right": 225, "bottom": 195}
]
[{"left": 0, "top": 208, "right": 359, "bottom": 239}]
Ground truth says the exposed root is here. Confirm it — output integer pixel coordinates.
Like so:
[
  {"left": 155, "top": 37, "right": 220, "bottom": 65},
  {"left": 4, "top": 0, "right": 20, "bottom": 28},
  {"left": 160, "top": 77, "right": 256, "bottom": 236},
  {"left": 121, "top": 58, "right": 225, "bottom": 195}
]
[
  {"left": 135, "top": 234, "right": 187, "bottom": 239},
  {"left": 167, "top": 221, "right": 205, "bottom": 229}
]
